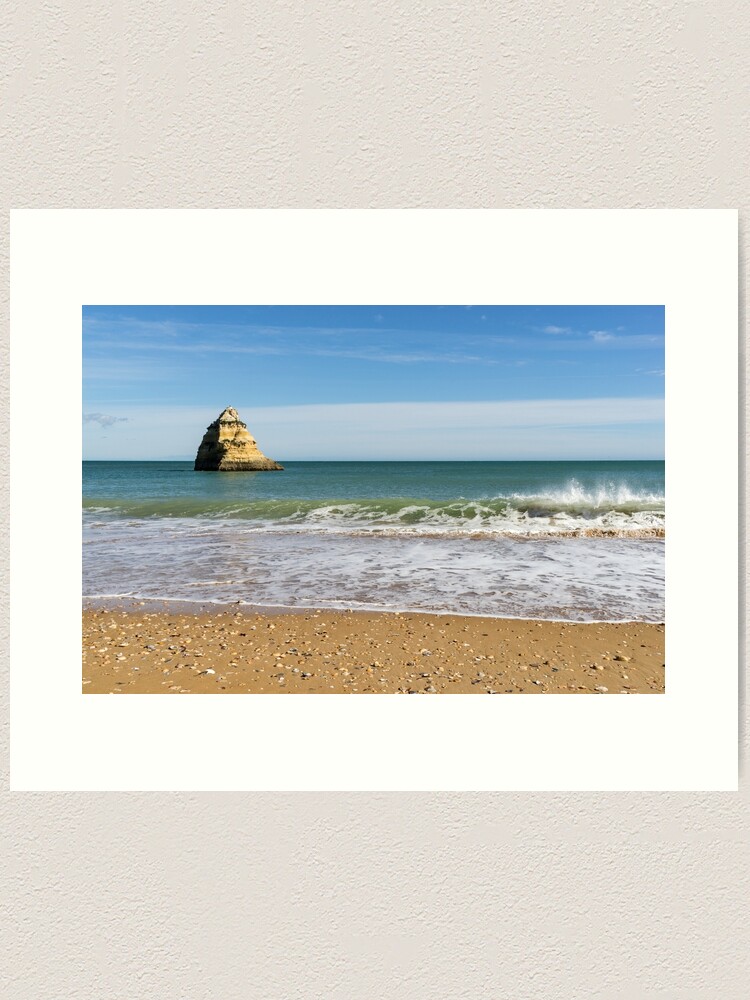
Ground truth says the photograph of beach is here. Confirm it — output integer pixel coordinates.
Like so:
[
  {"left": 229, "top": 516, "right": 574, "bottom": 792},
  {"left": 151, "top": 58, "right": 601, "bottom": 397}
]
[{"left": 82, "top": 304, "right": 665, "bottom": 694}]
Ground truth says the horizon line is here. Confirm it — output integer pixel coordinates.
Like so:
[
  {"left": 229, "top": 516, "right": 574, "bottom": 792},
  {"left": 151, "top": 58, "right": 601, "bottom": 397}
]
[{"left": 82, "top": 456, "right": 666, "bottom": 463}]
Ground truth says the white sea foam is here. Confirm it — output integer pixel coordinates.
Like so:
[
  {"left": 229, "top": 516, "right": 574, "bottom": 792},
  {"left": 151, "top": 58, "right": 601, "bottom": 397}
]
[
  {"left": 240, "top": 505, "right": 665, "bottom": 538},
  {"left": 83, "top": 515, "right": 664, "bottom": 622},
  {"left": 82, "top": 478, "right": 665, "bottom": 538}
]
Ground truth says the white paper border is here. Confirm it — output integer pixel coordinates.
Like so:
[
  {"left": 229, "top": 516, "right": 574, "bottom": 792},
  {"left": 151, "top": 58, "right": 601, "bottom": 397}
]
[{"left": 10, "top": 209, "right": 738, "bottom": 790}]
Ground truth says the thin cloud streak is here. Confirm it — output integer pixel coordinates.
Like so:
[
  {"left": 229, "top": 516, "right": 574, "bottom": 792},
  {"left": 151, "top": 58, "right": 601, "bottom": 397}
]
[
  {"left": 85, "top": 338, "right": 501, "bottom": 366},
  {"left": 83, "top": 314, "right": 430, "bottom": 342}
]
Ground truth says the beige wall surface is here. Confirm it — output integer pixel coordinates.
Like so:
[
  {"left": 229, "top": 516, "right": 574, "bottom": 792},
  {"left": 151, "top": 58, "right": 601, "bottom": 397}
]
[{"left": 2, "top": 3, "right": 747, "bottom": 998}]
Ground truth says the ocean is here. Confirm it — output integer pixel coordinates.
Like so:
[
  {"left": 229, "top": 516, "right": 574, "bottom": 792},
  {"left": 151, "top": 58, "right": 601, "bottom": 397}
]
[{"left": 83, "top": 460, "right": 665, "bottom": 622}]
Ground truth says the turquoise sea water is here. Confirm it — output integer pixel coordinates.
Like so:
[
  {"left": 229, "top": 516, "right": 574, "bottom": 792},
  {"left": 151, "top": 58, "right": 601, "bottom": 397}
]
[
  {"left": 83, "top": 461, "right": 665, "bottom": 621},
  {"left": 84, "top": 460, "right": 664, "bottom": 531}
]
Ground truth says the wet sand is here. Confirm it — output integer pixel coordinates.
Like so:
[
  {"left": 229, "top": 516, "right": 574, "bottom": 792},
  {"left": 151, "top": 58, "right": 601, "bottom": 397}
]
[{"left": 82, "top": 602, "right": 665, "bottom": 694}]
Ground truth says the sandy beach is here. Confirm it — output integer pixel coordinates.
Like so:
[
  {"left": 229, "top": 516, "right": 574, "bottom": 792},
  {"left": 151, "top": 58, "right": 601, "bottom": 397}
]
[{"left": 83, "top": 602, "right": 665, "bottom": 694}]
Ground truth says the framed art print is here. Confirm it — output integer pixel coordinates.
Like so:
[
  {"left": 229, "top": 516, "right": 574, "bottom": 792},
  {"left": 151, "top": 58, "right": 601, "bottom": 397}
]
[{"left": 10, "top": 209, "right": 738, "bottom": 790}]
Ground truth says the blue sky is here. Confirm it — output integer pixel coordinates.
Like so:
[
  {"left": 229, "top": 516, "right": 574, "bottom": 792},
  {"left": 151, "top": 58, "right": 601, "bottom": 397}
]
[{"left": 83, "top": 305, "right": 664, "bottom": 460}]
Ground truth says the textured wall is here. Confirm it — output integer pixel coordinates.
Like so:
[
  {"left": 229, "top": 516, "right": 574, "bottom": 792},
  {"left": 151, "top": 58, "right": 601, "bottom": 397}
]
[{"left": 2, "top": 2, "right": 747, "bottom": 998}]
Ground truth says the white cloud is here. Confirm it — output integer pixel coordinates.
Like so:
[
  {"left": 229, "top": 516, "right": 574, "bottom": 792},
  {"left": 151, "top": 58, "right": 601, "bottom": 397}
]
[
  {"left": 83, "top": 398, "right": 664, "bottom": 461},
  {"left": 83, "top": 412, "right": 128, "bottom": 428},
  {"left": 255, "top": 398, "right": 663, "bottom": 430},
  {"left": 557, "top": 333, "right": 663, "bottom": 351},
  {"left": 542, "top": 325, "right": 571, "bottom": 334}
]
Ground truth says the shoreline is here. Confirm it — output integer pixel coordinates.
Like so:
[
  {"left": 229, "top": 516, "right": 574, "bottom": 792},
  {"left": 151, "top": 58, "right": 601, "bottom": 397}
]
[
  {"left": 83, "top": 595, "right": 664, "bottom": 626},
  {"left": 83, "top": 522, "right": 665, "bottom": 541},
  {"left": 83, "top": 602, "right": 665, "bottom": 694}
]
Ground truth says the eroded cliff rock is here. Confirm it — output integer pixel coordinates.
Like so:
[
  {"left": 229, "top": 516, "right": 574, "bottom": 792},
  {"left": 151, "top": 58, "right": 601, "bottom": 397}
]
[{"left": 194, "top": 406, "right": 284, "bottom": 471}]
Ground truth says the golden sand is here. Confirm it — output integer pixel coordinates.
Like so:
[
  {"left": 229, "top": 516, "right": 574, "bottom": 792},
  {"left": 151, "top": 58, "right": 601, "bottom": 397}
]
[{"left": 83, "top": 604, "right": 664, "bottom": 694}]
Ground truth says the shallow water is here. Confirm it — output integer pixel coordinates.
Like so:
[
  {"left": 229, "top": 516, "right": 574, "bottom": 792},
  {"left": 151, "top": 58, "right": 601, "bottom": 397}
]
[
  {"left": 83, "top": 459, "right": 665, "bottom": 622},
  {"left": 83, "top": 523, "right": 663, "bottom": 621}
]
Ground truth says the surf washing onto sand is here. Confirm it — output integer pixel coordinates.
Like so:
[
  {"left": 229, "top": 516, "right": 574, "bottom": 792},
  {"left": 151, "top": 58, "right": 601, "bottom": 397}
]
[{"left": 83, "top": 460, "right": 665, "bottom": 622}]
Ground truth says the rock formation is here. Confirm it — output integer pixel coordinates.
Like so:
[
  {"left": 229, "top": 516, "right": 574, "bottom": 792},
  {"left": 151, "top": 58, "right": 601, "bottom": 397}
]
[{"left": 194, "top": 407, "right": 284, "bottom": 471}]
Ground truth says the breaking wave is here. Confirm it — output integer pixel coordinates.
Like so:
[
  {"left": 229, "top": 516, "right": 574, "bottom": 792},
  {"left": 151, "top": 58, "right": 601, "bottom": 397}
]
[{"left": 83, "top": 482, "right": 665, "bottom": 538}]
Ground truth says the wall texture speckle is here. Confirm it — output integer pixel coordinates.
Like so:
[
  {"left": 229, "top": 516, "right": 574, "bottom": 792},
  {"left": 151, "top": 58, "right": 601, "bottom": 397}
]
[{"left": 2, "top": 3, "right": 747, "bottom": 997}]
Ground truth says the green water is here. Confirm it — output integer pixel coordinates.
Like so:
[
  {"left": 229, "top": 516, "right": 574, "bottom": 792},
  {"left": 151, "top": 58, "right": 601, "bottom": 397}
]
[
  {"left": 83, "top": 460, "right": 664, "bottom": 525},
  {"left": 83, "top": 461, "right": 665, "bottom": 619}
]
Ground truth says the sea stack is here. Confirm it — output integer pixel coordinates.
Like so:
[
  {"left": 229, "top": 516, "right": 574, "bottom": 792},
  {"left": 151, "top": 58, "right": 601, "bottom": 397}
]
[{"left": 194, "top": 406, "right": 284, "bottom": 471}]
